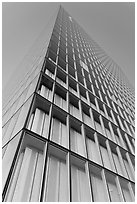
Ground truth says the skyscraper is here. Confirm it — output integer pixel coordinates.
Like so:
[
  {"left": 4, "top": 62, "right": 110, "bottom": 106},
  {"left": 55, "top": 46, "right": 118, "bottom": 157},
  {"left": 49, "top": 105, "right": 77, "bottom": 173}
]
[{"left": 2, "top": 6, "right": 135, "bottom": 202}]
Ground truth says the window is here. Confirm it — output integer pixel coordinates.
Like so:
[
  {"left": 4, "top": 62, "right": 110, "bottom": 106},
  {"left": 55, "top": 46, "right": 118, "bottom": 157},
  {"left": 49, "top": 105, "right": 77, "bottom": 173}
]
[
  {"left": 71, "top": 156, "right": 91, "bottom": 201},
  {"left": 100, "top": 144, "right": 112, "bottom": 170},
  {"left": 103, "top": 119, "right": 113, "bottom": 140},
  {"left": 70, "top": 127, "right": 86, "bottom": 157},
  {"left": 38, "top": 84, "right": 53, "bottom": 101},
  {"left": 5, "top": 146, "right": 44, "bottom": 201},
  {"left": 38, "top": 76, "right": 53, "bottom": 102},
  {"left": 86, "top": 129, "right": 101, "bottom": 164},
  {"left": 105, "top": 172, "right": 121, "bottom": 202},
  {"left": 2, "top": 133, "right": 21, "bottom": 191},
  {"left": 4, "top": 133, "right": 45, "bottom": 202},
  {"left": 123, "top": 157, "right": 134, "bottom": 181},
  {"left": 44, "top": 59, "right": 56, "bottom": 79},
  {"left": 43, "top": 146, "right": 69, "bottom": 202},
  {"left": 28, "top": 108, "right": 49, "bottom": 138},
  {"left": 93, "top": 111, "right": 103, "bottom": 134},
  {"left": 89, "top": 164, "right": 109, "bottom": 201},
  {"left": 50, "top": 117, "right": 68, "bottom": 148},
  {"left": 81, "top": 103, "right": 93, "bottom": 127},
  {"left": 119, "top": 178, "right": 133, "bottom": 201},
  {"left": 112, "top": 151, "right": 124, "bottom": 176},
  {"left": 56, "top": 69, "right": 66, "bottom": 85},
  {"left": 54, "top": 85, "right": 67, "bottom": 111},
  {"left": 69, "top": 94, "right": 81, "bottom": 120},
  {"left": 68, "top": 77, "right": 77, "bottom": 95}
]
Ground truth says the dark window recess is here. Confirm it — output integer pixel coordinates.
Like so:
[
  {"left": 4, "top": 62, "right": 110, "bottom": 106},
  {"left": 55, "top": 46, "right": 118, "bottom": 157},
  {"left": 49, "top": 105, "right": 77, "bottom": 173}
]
[
  {"left": 40, "top": 76, "right": 53, "bottom": 91},
  {"left": 58, "top": 57, "right": 66, "bottom": 71},
  {"left": 68, "top": 57, "right": 74, "bottom": 69},
  {"left": 47, "top": 50, "right": 57, "bottom": 63},
  {"left": 86, "top": 80, "right": 93, "bottom": 93},
  {"left": 83, "top": 70, "right": 90, "bottom": 81},
  {"left": 50, "top": 34, "right": 59, "bottom": 46},
  {"left": 98, "top": 101, "right": 104, "bottom": 113},
  {"left": 94, "top": 86, "right": 100, "bottom": 98},
  {"left": 69, "top": 77, "right": 77, "bottom": 92},
  {"left": 45, "top": 59, "right": 56, "bottom": 74},
  {"left": 93, "top": 111, "right": 100, "bottom": 124},
  {"left": 106, "top": 106, "right": 112, "bottom": 119},
  {"left": 50, "top": 41, "right": 58, "bottom": 54},
  {"left": 68, "top": 65, "right": 75, "bottom": 78},
  {"left": 69, "top": 94, "right": 79, "bottom": 109},
  {"left": 89, "top": 93, "right": 96, "bottom": 106},
  {"left": 56, "top": 68, "right": 66, "bottom": 83},
  {"left": 55, "top": 85, "right": 66, "bottom": 101},
  {"left": 58, "top": 49, "right": 66, "bottom": 62},
  {"left": 77, "top": 73, "right": 84, "bottom": 85},
  {"left": 103, "top": 119, "right": 110, "bottom": 131},
  {"left": 81, "top": 103, "right": 90, "bottom": 117},
  {"left": 79, "top": 86, "right": 87, "bottom": 99},
  {"left": 102, "top": 93, "right": 107, "bottom": 104},
  {"left": 59, "top": 44, "right": 66, "bottom": 53}
]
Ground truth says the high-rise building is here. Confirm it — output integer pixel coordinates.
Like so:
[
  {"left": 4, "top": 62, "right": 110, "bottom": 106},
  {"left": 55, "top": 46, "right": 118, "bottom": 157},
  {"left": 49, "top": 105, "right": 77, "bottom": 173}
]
[{"left": 2, "top": 6, "right": 135, "bottom": 202}]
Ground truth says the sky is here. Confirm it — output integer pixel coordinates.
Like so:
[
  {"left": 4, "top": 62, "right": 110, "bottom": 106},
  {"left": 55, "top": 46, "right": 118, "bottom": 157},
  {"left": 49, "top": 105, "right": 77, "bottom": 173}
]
[{"left": 2, "top": 2, "right": 135, "bottom": 89}]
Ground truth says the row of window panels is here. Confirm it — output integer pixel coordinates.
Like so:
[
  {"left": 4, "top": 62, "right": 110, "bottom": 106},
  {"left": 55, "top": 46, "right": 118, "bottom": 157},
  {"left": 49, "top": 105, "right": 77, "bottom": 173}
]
[
  {"left": 108, "top": 70, "right": 134, "bottom": 97},
  {"left": 102, "top": 75, "right": 134, "bottom": 116},
  {"left": 2, "top": 96, "right": 33, "bottom": 147},
  {"left": 102, "top": 72, "right": 134, "bottom": 109},
  {"left": 48, "top": 39, "right": 133, "bottom": 111},
  {"left": 26, "top": 105, "right": 135, "bottom": 179},
  {"left": 2, "top": 74, "right": 39, "bottom": 127},
  {"left": 36, "top": 78, "right": 135, "bottom": 140},
  {"left": 47, "top": 45, "right": 92, "bottom": 77},
  {"left": 51, "top": 23, "right": 93, "bottom": 52},
  {"left": 53, "top": 66, "right": 135, "bottom": 128},
  {"left": 51, "top": 27, "right": 121, "bottom": 82},
  {"left": 3, "top": 71, "right": 133, "bottom": 152},
  {"left": 105, "top": 79, "right": 134, "bottom": 116},
  {"left": 46, "top": 46, "right": 109, "bottom": 95},
  {"left": 38, "top": 80, "right": 135, "bottom": 148},
  {"left": 2, "top": 77, "right": 134, "bottom": 155},
  {"left": 49, "top": 34, "right": 99, "bottom": 67},
  {"left": 48, "top": 36, "right": 104, "bottom": 79},
  {"left": 46, "top": 49, "right": 134, "bottom": 120},
  {"left": 49, "top": 34, "right": 103, "bottom": 75},
  {"left": 108, "top": 76, "right": 134, "bottom": 103},
  {"left": 3, "top": 133, "right": 135, "bottom": 202},
  {"left": 52, "top": 21, "right": 101, "bottom": 61},
  {"left": 105, "top": 76, "right": 134, "bottom": 103},
  {"left": 101, "top": 64, "right": 134, "bottom": 101},
  {"left": 50, "top": 37, "right": 135, "bottom": 118},
  {"left": 43, "top": 58, "right": 135, "bottom": 127},
  {"left": 2, "top": 60, "right": 42, "bottom": 115}
]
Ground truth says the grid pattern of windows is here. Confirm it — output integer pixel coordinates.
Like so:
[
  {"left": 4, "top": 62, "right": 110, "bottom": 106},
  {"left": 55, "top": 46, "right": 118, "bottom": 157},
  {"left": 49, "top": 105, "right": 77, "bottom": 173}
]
[{"left": 2, "top": 6, "right": 135, "bottom": 202}]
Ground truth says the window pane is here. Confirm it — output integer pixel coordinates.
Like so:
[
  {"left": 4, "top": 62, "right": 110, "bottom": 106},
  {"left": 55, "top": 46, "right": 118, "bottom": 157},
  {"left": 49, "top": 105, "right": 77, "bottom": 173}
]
[
  {"left": 106, "top": 173, "right": 121, "bottom": 202},
  {"left": 28, "top": 108, "right": 49, "bottom": 138},
  {"left": 5, "top": 146, "right": 44, "bottom": 202},
  {"left": 119, "top": 178, "right": 133, "bottom": 202},
  {"left": 71, "top": 161, "right": 91, "bottom": 201},
  {"left": 2, "top": 133, "right": 21, "bottom": 190},
  {"left": 70, "top": 128, "right": 86, "bottom": 157},
  {"left": 44, "top": 154, "right": 68, "bottom": 201},
  {"left": 50, "top": 117, "right": 68, "bottom": 148},
  {"left": 87, "top": 137, "right": 101, "bottom": 164},
  {"left": 89, "top": 165, "right": 108, "bottom": 201}
]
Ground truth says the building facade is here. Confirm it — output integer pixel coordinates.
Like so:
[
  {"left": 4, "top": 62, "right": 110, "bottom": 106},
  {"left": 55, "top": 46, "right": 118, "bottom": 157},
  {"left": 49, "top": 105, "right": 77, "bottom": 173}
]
[{"left": 2, "top": 6, "right": 135, "bottom": 202}]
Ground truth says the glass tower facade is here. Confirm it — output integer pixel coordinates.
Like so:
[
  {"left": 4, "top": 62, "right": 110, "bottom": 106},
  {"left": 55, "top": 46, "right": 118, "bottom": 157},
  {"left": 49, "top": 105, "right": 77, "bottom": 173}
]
[{"left": 2, "top": 6, "right": 135, "bottom": 202}]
